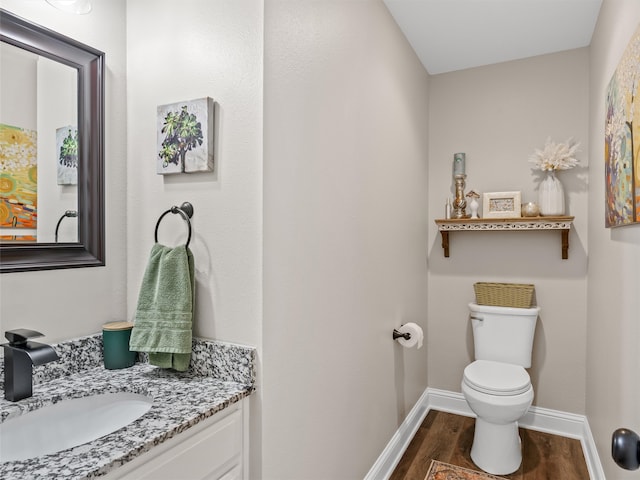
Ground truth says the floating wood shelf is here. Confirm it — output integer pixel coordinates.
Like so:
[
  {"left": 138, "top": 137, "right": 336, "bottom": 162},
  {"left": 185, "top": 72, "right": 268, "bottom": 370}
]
[{"left": 435, "top": 216, "right": 575, "bottom": 259}]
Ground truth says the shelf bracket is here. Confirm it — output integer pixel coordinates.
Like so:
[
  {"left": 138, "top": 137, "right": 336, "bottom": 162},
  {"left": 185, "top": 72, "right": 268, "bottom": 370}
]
[
  {"left": 561, "top": 229, "right": 569, "bottom": 260},
  {"left": 440, "top": 231, "right": 450, "bottom": 258}
]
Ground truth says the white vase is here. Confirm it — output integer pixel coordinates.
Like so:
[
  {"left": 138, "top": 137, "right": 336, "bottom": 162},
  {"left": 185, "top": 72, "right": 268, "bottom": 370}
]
[
  {"left": 538, "top": 171, "right": 565, "bottom": 216},
  {"left": 469, "top": 198, "right": 479, "bottom": 218}
]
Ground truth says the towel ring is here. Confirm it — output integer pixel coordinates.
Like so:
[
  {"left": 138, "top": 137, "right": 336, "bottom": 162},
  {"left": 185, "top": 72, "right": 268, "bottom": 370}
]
[
  {"left": 154, "top": 202, "right": 194, "bottom": 248},
  {"left": 54, "top": 210, "right": 78, "bottom": 243}
]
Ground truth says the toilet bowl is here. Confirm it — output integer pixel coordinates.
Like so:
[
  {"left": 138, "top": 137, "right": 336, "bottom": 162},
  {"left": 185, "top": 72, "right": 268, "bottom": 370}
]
[
  {"left": 461, "top": 302, "right": 539, "bottom": 475},
  {"left": 462, "top": 359, "right": 534, "bottom": 475}
]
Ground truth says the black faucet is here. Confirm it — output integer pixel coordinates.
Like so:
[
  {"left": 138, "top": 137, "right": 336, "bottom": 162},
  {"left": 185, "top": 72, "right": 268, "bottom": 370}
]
[{"left": 2, "top": 329, "right": 60, "bottom": 402}]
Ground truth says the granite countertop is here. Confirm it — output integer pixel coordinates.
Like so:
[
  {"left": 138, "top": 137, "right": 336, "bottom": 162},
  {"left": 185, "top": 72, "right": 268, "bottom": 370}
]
[{"left": 0, "top": 334, "right": 256, "bottom": 479}]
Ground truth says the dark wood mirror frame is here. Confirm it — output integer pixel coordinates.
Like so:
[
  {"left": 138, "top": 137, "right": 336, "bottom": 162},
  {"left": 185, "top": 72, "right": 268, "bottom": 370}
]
[{"left": 0, "top": 9, "right": 104, "bottom": 273}]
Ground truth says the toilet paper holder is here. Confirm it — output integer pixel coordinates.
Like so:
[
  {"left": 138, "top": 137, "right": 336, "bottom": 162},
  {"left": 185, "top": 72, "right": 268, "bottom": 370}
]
[{"left": 392, "top": 329, "right": 411, "bottom": 341}]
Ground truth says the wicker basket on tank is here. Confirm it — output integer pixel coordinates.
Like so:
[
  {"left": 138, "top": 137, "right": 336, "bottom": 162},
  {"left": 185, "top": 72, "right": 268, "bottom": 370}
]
[{"left": 473, "top": 282, "right": 535, "bottom": 308}]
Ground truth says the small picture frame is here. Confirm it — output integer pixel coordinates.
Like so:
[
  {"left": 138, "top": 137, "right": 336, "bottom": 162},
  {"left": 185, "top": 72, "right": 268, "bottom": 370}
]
[
  {"left": 482, "top": 191, "right": 522, "bottom": 218},
  {"left": 56, "top": 125, "right": 78, "bottom": 185},
  {"left": 156, "top": 97, "right": 215, "bottom": 174}
]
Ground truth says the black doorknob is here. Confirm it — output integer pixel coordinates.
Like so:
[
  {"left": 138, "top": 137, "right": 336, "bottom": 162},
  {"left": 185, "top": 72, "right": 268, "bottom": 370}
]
[{"left": 612, "top": 428, "right": 640, "bottom": 470}]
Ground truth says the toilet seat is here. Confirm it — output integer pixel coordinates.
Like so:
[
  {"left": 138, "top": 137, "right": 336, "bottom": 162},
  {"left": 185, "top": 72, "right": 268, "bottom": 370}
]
[{"left": 463, "top": 360, "right": 531, "bottom": 396}]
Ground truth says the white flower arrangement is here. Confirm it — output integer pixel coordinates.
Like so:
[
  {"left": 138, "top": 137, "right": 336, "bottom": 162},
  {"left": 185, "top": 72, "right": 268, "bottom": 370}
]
[{"left": 529, "top": 137, "right": 580, "bottom": 171}]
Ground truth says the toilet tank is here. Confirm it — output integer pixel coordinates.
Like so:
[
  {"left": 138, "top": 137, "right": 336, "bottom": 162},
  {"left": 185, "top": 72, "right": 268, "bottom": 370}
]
[{"left": 469, "top": 302, "right": 540, "bottom": 368}]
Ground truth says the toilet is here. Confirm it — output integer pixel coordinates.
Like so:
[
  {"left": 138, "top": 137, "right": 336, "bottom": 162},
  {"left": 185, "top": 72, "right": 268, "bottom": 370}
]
[{"left": 461, "top": 302, "right": 540, "bottom": 475}]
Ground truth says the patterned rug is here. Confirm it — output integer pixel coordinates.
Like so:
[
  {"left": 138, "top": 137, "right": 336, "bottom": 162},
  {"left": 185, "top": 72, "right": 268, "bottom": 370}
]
[{"left": 424, "top": 460, "right": 507, "bottom": 480}]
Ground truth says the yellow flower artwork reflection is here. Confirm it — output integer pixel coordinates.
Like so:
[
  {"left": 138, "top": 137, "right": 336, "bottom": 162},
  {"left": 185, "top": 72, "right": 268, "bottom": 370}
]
[{"left": 0, "top": 123, "right": 38, "bottom": 240}]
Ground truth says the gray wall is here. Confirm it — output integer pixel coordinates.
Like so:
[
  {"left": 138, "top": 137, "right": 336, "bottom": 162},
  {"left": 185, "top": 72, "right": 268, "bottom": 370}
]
[
  {"left": 587, "top": 0, "right": 640, "bottom": 478},
  {"left": 125, "top": 0, "right": 264, "bottom": 476},
  {"left": 428, "top": 49, "right": 590, "bottom": 414},
  {"left": 263, "top": 1, "right": 430, "bottom": 478}
]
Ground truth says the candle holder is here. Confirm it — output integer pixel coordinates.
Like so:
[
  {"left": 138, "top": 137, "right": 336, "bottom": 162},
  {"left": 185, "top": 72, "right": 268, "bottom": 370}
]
[{"left": 453, "top": 174, "right": 469, "bottom": 219}]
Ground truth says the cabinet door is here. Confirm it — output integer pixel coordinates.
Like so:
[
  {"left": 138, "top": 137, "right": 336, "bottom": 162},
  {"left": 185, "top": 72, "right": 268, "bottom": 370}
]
[
  {"left": 111, "top": 401, "right": 244, "bottom": 480},
  {"left": 215, "top": 465, "right": 242, "bottom": 480}
]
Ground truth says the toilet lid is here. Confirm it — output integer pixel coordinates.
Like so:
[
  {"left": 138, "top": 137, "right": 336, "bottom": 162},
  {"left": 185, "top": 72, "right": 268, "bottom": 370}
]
[{"left": 463, "top": 360, "right": 531, "bottom": 396}]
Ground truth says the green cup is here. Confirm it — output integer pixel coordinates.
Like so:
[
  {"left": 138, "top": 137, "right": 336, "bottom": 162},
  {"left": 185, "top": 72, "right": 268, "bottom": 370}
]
[{"left": 102, "top": 322, "right": 136, "bottom": 369}]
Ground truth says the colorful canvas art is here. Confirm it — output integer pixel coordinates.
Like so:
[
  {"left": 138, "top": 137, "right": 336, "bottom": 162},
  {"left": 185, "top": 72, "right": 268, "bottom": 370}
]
[
  {"left": 605, "top": 23, "right": 640, "bottom": 227},
  {"left": 156, "top": 97, "right": 214, "bottom": 174},
  {"left": 0, "top": 123, "right": 37, "bottom": 236},
  {"left": 57, "top": 125, "right": 78, "bottom": 185}
]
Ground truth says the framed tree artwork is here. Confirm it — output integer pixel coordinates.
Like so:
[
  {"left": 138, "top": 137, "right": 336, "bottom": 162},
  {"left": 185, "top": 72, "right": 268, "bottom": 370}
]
[
  {"left": 56, "top": 125, "right": 78, "bottom": 185},
  {"left": 157, "top": 97, "right": 214, "bottom": 174}
]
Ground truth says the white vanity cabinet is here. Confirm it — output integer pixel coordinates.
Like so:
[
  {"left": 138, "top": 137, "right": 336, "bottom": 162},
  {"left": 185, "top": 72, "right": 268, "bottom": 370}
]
[{"left": 104, "top": 398, "right": 249, "bottom": 480}]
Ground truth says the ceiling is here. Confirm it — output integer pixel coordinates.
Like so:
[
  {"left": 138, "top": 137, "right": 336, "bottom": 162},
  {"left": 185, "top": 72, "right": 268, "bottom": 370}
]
[{"left": 383, "top": 0, "right": 603, "bottom": 75}]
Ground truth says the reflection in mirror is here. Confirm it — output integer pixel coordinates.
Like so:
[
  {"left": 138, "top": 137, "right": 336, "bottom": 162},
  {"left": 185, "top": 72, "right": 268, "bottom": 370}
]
[
  {"left": 1, "top": 42, "right": 79, "bottom": 243},
  {"left": 0, "top": 9, "right": 104, "bottom": 273}
]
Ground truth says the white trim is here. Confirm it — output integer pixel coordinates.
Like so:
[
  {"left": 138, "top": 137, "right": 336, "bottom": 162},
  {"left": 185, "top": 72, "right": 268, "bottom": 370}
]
[
  {"left": 423, "top": 388, "right": 472, "bottom": 416},
  {"left": 242, "top": 398, "right": 250, "bottom": 480},
  {"left": 365, "top": 387, "right": 605, "bottom": 480},
  {"left": 581, "top": 416, "right": 607, "bottom": 480},
  {"left": 363, "top": 389, "right": 430, "bottom": 480}
]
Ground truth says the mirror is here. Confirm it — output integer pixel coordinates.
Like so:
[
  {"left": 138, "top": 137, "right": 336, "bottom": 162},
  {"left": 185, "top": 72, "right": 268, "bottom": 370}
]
[
  {"left": 2, "top": 41, "right": 79, "bottom": 243},
  {"left": 0, "top": 9, "right": 104, "bottom": 273}
]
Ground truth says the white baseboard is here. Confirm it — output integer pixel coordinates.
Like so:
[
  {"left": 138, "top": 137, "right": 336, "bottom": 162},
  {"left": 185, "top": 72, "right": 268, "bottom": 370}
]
[
  {"left": 365, "top": 387, "right": 605, "bottom": 480},
  {"left": 581, "top": 416, "right": 607, "bottom": 480},
  {"left": 363, "top": 389, "right": 430, "bottom": 480}
]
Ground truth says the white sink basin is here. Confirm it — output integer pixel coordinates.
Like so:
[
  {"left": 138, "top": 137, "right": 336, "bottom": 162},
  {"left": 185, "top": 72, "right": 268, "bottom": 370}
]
[{"left": 0, "top": 392, "right": 153, "bottom": 462}]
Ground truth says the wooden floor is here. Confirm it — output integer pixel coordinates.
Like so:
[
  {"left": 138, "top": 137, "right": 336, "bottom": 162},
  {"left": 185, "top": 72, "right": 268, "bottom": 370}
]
[{"left": 390, "top": 410, "right": 590, "bottom": 480}]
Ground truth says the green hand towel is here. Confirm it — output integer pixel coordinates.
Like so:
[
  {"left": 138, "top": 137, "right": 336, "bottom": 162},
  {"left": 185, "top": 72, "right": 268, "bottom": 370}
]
[{"left": 129, "top": 243, "right": 195, "bottom": 371}]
